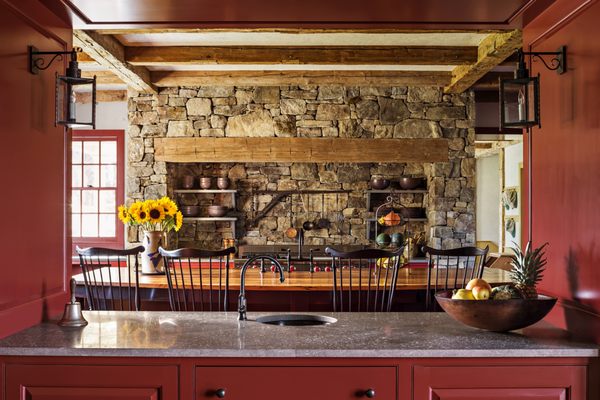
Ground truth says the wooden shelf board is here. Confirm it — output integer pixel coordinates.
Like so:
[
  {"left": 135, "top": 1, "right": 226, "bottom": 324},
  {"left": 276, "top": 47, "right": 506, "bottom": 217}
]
[
  {"left": 174, "top": 189, "right": 237, "bottom": 194},
  {"left": 182, "top": 217, "right": 238, "bottom": 221}
]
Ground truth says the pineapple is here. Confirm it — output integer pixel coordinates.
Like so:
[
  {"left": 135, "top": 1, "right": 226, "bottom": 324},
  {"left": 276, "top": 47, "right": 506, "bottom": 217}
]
[{"left": 509, "top": 241, "right": 549, "bottom": 299}]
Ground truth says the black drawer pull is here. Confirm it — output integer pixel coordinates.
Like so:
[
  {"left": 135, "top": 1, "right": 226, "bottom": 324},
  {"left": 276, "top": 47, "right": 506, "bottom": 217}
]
[
  {"left": 365, "top": 388, "right": 376, "bottom": 398},
  {"left": 215, "top": 388, "right": 226, "bottom": 398}
]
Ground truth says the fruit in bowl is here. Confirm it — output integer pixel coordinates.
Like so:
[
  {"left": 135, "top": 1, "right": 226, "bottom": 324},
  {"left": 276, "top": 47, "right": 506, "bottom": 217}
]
[{"left": 436, "top": 242, "right": 556, "bottom": 331}]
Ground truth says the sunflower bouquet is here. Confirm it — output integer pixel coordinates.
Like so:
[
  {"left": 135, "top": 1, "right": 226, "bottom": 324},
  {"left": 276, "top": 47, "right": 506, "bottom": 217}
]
[{"left": 118, "top": 197, "right": 183, "bottom": 233}]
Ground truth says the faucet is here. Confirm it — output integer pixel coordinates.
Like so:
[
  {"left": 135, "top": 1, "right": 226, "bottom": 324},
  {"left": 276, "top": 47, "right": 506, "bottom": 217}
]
[
  {"left": 238, "top": 255, "right": 285, "bottom": 321},
  {"left": 297, "top": 228, "right": 304, "bottom": 259}
]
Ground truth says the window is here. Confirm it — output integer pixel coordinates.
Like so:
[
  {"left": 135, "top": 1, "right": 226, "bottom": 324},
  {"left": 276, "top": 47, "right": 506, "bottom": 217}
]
[{"left": 71, "top": 130, "right": 125, "bottom": 251}]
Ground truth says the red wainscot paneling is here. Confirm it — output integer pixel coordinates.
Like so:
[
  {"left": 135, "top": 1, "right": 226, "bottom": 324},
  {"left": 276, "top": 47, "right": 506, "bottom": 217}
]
[
  {"left": 0, "top": 0, "right": 72, "bottom": 338},
  {"left": 523, "top": 0, "right": 600, "bottom": 343}
]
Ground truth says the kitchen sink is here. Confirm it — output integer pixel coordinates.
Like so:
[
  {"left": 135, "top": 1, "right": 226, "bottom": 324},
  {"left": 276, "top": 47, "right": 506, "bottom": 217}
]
[{"left": 255, "top": 314, "right": 337, "bottom": 326}]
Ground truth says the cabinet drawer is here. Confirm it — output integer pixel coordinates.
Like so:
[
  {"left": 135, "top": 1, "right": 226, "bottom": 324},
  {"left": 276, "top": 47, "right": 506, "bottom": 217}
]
[
  {"left": 413, "top": 365, "right": 586, "bottom": 400},
  {"left": 5, "top": 364, "right": 178, "bottom": 400},
  {"left": 196, "top": 366, "right": 397, "bottom": 399}
]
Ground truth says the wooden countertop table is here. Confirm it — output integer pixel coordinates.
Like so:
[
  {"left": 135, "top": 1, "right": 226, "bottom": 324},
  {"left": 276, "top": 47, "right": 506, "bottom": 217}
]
[{"left": 73, "top": 266, "right": 511, "bottom": 292}]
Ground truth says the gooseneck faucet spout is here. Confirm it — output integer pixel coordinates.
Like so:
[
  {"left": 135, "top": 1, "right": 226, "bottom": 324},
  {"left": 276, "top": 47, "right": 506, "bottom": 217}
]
[{"left": 238, "top": 255, "right": 285, "bottom": 321}]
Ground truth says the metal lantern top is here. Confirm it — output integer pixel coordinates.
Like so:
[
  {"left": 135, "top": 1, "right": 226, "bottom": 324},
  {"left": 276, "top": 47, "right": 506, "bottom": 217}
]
[{"left": 499, "top": 47, "right": 567, "bottom": 130}]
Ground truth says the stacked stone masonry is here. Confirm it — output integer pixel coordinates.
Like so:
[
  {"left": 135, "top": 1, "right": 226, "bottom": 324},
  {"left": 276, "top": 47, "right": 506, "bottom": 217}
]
[{"left": 127, "top": 85, "right": 475, "bottom": 250}]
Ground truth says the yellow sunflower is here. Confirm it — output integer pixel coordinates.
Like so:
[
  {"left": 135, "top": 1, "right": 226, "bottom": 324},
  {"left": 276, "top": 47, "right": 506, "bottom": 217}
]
[
  {"left": 146, "top": 200, "right": 166, "bottom": 224},
  {"left": 117, "top": 205, "right": 131, "bottom": 224},
  {"left": 175, "top": 211, "right": 183, "bottom": 231},
  {"left": 130, "top": 202, "right": 150, "bottom": 224},
  {"left": 159, "top": 196, "right": 178, "bottom": 216}
]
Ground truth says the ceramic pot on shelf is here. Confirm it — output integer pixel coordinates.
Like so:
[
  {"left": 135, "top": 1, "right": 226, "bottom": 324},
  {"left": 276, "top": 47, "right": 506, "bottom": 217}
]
[{"left": 141, "top": 230, "right": 165, "bottom": 274}]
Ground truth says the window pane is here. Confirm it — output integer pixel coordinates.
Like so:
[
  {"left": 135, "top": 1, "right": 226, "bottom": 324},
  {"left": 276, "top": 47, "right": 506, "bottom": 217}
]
[
  {"left": 99, "top": 214, "right": 116, "bottom": 237},
  {"left": 101, "top": 165, "right": 117, "bottom": 187},
  {"left": 72, "top": 213, "right": 81, "bottom": 237},
  {"left": 82, "top": 190, "right": 98, "bottom": 213},
  {"left": 99, "top": 190, "right": 116, "bottom": 213},
  {"left": 83, "top": 165, "right": 99, "bottom": 187},
  {"left": 72, "top": 141, "right": 82, "bottom": 164},
  {"left": 72, "top": 165, "right": 82, "bottom": 187},
  {"left": 101, "top": 141, "right": 117, "bottom": 164},
  {"left": 81, "top": 214, "right": 98, "bottom": 237},
  {"left": 83, "top": 141, "right": 99, "bottom": 163},
  {"left": 72, "top": 190, "right": 81, "bottom": 213}
]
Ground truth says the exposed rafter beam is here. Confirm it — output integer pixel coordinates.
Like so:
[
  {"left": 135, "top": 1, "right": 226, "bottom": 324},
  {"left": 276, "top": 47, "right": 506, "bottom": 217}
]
[
  {"left": 81, "top": 70, "right": 124, "bottom": 85},
  {"left": 73, "top": 30, "right": 156, "bottom": 93},
  {"left": 74, "top": 90, "right": 128, "bottom": 103},
  {"left": 444, "top": 30, "right": 522, "bottom": 93},
  {"left": 126, "top": 46, "right": 477, "bottom": 66},
  {"left": 151, "top": 70, "right": 452, "bottom": 87}
]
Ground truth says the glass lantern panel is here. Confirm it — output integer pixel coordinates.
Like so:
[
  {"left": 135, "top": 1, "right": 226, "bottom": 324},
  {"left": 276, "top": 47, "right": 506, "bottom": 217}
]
[{"left": 501, "top": 78, "right": 538, "bottom": 127}]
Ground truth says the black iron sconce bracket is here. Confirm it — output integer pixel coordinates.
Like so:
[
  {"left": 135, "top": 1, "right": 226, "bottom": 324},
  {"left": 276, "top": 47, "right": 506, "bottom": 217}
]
[
  {"left": 28, "top": 46, "right": 80, "bottom": 75},
  {"left": 520, "top": 46, "right": 567, "bottom": 75}
]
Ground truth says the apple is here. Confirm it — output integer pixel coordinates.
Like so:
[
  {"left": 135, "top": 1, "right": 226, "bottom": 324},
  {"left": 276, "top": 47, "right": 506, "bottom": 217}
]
[
  {"left": 471, "top": 285, "right": 491, "bottom": 300},
  {"left": 466, "top": 278, "right": 492, "bottom": 291},
  {"left": 451, "top": 289, "right": 475, "bottom": 300}
]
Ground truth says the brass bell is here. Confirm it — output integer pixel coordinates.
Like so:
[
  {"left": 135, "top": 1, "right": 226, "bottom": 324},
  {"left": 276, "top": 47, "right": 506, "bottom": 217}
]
[{"left": 58, "top": 278, "right": 88, "bottom": 327}]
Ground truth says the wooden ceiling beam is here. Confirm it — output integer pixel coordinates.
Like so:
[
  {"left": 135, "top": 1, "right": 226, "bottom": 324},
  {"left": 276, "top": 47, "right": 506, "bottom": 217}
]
[
  {"left": 151, "top": 70, "right": 452, "bottom": 87},
  {"left": 74, "top": 90, "right": 128, "bottom": 103},
  {"left": 73, "top": 30, "right": 156, "bottom": 93},
  {"left": 126, "top": 45, "right": 477, "bottom": 66},
  {"left": 81, "top": 70, "right": 125, "bottom": 85},
  {"left": 155, "top": 137, "right": 448, "bottom": 163},
  {"left": 444, "top": 29, "right": 521, "bottom": 93},
  {"left": 101, "top": 28, "right": 503, "bottom": 35}
]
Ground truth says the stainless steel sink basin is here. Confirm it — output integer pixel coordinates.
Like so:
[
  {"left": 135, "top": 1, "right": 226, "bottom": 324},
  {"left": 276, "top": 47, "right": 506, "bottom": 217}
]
[{"left": 255, "top": 314, "right": 337, "bottom": 326}]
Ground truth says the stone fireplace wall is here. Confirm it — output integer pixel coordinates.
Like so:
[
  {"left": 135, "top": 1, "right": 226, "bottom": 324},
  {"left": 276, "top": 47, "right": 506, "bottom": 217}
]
[{"left": 126, "top": 85, "right": 475, "bottom": 249}]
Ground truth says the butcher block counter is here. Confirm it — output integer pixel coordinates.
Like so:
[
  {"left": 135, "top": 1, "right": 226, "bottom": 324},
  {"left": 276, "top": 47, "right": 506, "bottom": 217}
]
[{"left": 0, "top": 312, "right": 597, "bottom": 399}]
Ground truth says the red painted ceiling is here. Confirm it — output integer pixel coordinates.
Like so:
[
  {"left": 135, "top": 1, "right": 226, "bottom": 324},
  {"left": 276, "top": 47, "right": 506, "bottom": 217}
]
[{"left": 56, "top": 0, "right": 553, "bottom": 29}]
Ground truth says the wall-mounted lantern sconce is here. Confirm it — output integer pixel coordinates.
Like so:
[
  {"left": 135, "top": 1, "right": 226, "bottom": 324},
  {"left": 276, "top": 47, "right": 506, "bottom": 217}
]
[
  {"left": 28, "top": 46, "right": 96, "bottom": 129},
  {"left": 499, "top": 46, "right": 567, "bottom": 130}
]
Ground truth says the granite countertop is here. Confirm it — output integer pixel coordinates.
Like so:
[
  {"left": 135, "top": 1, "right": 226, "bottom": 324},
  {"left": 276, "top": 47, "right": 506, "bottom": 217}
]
[{"left": 0, "top": 311, "right": 596, "bottom": 358}]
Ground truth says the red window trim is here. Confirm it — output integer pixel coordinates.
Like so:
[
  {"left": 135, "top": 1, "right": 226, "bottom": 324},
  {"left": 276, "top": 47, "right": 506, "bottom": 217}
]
[{"left": 71, "top": 130, "right": 125, "bottom": 252}]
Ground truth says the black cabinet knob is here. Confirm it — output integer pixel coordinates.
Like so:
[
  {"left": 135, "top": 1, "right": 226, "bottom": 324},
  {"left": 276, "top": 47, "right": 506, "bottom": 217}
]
[
  {"left": 365, "top": 388, "right": 376, "bottom": 398},
  {"left": 215, "top": 388, "right": 226, "bottom": 398}
]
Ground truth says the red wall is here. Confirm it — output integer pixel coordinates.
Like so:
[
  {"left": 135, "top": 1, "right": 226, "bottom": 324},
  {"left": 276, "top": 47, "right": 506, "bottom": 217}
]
[
  {"left": 0, "top": 0, "right": 71, "bottom": 338},
  {"left": 524, "top": 0, "right": 600, "bottom": 342}
]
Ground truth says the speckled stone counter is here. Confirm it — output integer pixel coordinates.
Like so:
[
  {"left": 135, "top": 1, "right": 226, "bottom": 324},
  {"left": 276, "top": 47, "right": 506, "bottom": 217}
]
[{"left": 0, "top": 311, "right": 596, "bottom": 358}]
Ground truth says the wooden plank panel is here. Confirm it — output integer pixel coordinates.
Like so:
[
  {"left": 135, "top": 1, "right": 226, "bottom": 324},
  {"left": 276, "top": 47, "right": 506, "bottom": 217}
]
[
  {"left": 151, "top": 70, "right": 452, "bottom": 87},
  {"left": 155, "top": 137, "right": 448, "bottom": 163},
  {"left": 127, "top": 45, "right": 477, "bottom": 66}
]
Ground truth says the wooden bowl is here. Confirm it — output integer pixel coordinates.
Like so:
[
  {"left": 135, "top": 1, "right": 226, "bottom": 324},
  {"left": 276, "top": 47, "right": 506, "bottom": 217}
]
[
  {"left": 181, "top": 205, "right": 200, "bottom": 217},
  {"left": 435, "top": 290, "right": 557, "bottom": 332},
  {"left": 398, "top": 177, "right": 425, "bottom": 190},
  {"left": 208, "top": 205, "right": 229, "bottom": 217},
  {"left": 370, "top": 176, "right": 390, "bottom": 190}
]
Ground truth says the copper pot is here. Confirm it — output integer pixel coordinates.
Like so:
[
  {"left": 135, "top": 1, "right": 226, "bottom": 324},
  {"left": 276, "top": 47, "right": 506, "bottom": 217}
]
[
  {"left": 199, "top": 177, "right": 212, "bottom": 189},
  {"left": 217, "top": 177, "right": 230, "bottom": 190},
  {"left": 181, "top": 175, "right": 195, "bottom": 189}
]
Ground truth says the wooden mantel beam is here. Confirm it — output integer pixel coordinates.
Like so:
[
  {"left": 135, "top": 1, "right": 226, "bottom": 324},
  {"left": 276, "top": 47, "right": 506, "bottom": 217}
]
[
  {"left": 151, "top": 70, "right": 452, "bottom": 87},
  {"left": 444, "top": 30, "right": 522, "bottom": 93},
  {"left": 126, "top": 45, "right": 477, "bottom": 66},
  {"left": 155, "top": 137, "right": 448, "bottom": 163},
  {"left": 73, "top": 30, "right": 156, "bottom": 94}
]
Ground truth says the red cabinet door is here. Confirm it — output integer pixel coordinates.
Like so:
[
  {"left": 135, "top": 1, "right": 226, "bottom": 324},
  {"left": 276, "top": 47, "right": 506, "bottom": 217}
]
[
  {"left": 5, "top": 364, "right": 178, "bottom": 400},
  {"left": 413, "top": 365, "right": 586, "bottom": 400},
  {"left": 196, "top": 366, "right": 397, "bottom": 399}
]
